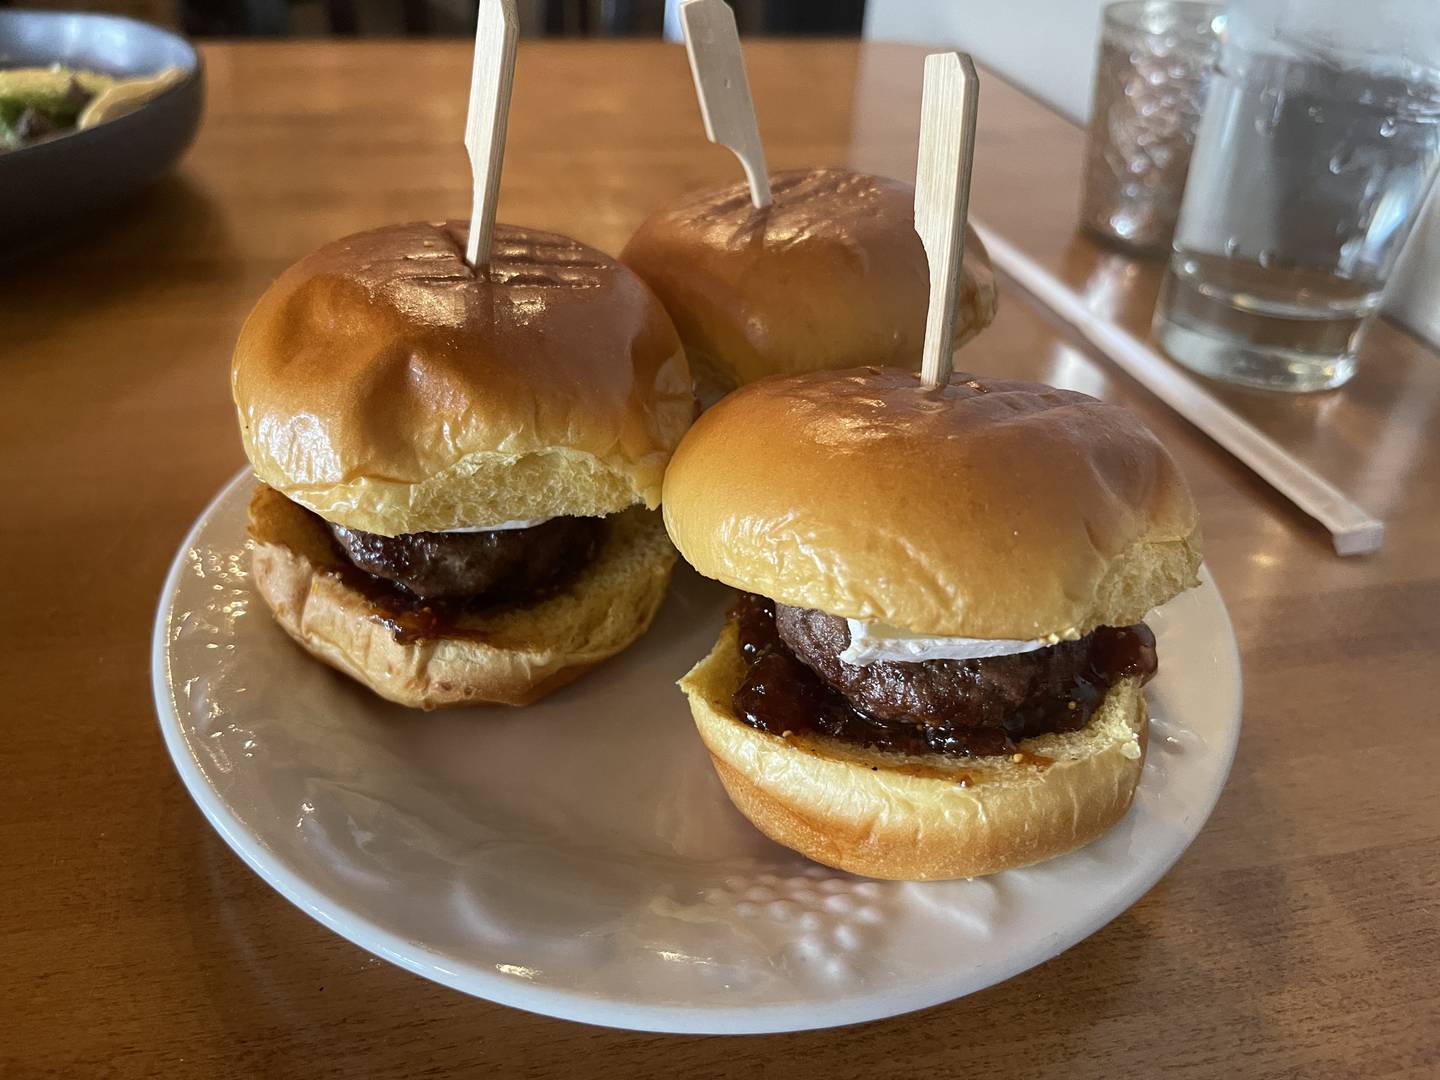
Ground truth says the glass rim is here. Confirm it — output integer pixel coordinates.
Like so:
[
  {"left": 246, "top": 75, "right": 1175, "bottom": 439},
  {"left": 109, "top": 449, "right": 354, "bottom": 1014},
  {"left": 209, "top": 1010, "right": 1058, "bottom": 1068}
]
[{"left": 1103, "top": 0, "right": 1223, "bottom": 34}]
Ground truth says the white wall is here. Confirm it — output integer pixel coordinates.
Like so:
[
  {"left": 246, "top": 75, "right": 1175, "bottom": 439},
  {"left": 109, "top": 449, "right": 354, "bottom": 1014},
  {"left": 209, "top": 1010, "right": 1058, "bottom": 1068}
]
[
  {"left": 864, "top": 0, "right": 1440, "bottom": 346},
  {"left": 1387, "top": 191, "right": 1440, "bottom": 344},
  {"left": 863, "top": 0, "right": 1110, "bottom": 123}
]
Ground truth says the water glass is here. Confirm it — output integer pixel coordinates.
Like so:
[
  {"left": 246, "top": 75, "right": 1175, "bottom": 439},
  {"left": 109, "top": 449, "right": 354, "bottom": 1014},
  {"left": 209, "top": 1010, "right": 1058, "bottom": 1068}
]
[
  {"left": 1153, "top": 0, "right": 1440, "bottom": 392},
  {"left": 1080, "top": 1, "right": 1222, "bottom": 255}
]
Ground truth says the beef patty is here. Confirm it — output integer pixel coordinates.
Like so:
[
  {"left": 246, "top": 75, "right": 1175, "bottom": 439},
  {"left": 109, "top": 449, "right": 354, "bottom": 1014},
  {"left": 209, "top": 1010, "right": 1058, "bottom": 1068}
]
[
  {"left": 329, "top": 516, "right": 605, "bottom": 603},
  {"left": 731, "top": 594, "right": 1156, "bottom": 758},
  {"left": 773, "top": 604, "right": 1158, "bottom": 727}
]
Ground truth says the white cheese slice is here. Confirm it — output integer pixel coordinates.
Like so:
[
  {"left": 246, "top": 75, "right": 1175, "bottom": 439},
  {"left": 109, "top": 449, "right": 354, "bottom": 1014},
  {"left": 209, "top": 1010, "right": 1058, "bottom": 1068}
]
[
  {"left": 437, "top": 517, "right": 553, "bottom": 533},
  {"left": 839, "top": 619, "right": 1053, "bottom": 666}
]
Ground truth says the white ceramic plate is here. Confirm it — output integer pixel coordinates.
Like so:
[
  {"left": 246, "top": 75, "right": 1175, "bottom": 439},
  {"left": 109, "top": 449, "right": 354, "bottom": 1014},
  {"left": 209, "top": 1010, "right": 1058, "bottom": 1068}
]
[{"left": 154, "top": 470, "right": 1242, "bottom": 1034}]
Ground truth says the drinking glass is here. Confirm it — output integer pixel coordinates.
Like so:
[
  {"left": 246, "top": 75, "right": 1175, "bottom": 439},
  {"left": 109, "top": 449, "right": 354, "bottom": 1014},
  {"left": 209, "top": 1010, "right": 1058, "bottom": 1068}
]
[
  {"left": 1080, "top": 1, "right": 1222, "bottom": 255},
  {"left": 1152, "top": 0, "right": 1440, "bottom": 392}
]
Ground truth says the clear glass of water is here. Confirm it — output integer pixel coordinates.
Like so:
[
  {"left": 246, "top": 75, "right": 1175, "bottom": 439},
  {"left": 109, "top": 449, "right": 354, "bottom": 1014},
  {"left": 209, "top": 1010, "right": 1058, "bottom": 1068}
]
[
  {"left": 1152, "top": 0, "right": 1440, "bottom": 392},
  {"left": 1081, "top": 1, "right": 1222, "bottom": 255}
]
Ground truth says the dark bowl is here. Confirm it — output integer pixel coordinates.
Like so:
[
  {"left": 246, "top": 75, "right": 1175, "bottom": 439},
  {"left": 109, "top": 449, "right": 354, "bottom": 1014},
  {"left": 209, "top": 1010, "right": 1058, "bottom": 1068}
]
[{"left": 0, "top": 9, "right": 202, "bottom": 250}]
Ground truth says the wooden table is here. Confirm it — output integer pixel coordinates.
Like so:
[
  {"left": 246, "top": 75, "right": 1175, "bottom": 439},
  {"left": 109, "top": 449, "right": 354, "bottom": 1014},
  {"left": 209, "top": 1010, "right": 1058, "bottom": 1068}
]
[{"left": 4, "top": 40, "right": 1437, "bottom": 1078}]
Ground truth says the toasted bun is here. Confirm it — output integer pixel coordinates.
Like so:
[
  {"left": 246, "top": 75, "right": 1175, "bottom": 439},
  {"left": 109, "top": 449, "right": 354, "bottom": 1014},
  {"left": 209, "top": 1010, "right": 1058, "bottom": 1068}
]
[
  {"left": 247, "top": 485, "right": 676, "bottom": 709},
  {"left": 681, "top": 622, "right": 1147, "bottom": 880},
  {"left": 233, "top": 222, "right": 694, "bottom": 536},
  {"left": 663, "top": 368, "right": 1201, "bottom": 640},
  {"left": 620, "top": 169, "right": 998, "bottom": 389}
]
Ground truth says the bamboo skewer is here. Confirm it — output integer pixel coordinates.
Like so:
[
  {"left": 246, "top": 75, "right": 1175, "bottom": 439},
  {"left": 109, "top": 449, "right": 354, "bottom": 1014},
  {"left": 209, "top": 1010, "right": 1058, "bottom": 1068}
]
[
  {"left": 679, "top": 0, "right": 771, "bottom": 208},
  {"left": 464, "top": 0, "right": 519, "bottom": 269},
  {"left": 914, "top": 52, "right": 981, "bottom": 389}
]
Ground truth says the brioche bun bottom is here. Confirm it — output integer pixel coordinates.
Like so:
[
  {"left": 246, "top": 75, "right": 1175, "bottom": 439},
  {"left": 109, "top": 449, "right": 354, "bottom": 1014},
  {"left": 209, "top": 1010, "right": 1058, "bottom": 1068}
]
[
  {"left": 680, "top": 622, "right": 1148, "bottom": 880},
  {"left": 248, "top": 485, "right": 676, "bottom": 709}
]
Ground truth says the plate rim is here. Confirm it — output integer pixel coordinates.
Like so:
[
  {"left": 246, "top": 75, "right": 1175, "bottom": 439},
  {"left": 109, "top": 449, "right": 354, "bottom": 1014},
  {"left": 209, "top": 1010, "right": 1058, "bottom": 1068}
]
[{"left": 153, "top": 468, "right": 1243, "bottom": 1034}]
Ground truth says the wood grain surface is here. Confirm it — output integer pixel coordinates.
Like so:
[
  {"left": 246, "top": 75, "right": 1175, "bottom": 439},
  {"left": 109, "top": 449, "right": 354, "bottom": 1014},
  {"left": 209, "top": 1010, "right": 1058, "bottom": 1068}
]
[{"left": 2, "top": 40, "right": 1437, "bottom": 1079}]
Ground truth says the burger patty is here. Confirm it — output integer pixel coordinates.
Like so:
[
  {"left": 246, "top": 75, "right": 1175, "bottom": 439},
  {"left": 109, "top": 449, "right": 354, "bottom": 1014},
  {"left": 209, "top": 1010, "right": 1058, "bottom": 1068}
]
[
  {"left": 731, "top": 594, "right": 1157, "bottom": 758},
  {"left": 329, "top": 516, "right": 605, "bottom": 603},
  {"left": 775, "top": 604, "right": 1135, "bottom": 728}
]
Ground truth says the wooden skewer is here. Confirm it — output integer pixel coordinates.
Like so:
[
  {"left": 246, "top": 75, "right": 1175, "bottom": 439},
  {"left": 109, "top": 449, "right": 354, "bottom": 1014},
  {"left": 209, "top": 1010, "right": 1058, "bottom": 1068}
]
[
  {"left": 914, "top": 52, "right": 980, "bottom": 389},
  {"left": 464, "top": 0, "right": 519, "bottom": 269},
  {"left": 679, "top": 0, "right": 772, "bottom": 209}
]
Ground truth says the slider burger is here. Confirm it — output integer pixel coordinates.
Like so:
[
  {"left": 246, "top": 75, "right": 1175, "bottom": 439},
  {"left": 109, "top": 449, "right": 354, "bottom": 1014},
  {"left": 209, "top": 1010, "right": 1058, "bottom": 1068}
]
[
  {"left": 620, "top": 168, "right": 999, "bottom": 392},
  {"left": 232, "top": 221, "right": 694, "bottom": 708},
  {"left": 664, "top": 368, "right": 1203, "bottom": 880}
]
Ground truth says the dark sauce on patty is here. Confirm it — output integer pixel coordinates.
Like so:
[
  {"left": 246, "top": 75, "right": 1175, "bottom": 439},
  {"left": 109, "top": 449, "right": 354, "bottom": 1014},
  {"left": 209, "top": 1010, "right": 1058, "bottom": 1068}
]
[{"left": 730, "top": 593, "right": 1156, "bottom": 758}]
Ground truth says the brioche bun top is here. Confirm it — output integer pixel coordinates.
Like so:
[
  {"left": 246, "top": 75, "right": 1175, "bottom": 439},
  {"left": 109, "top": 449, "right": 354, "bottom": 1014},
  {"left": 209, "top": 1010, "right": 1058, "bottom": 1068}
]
[
  {"left": 662, "top": 367, "right": 1202, "bottom": 639},
  {"left": 233, "top": 221, "right": 693, "bottom": 536},
  {"left": 620, "top": 168, "right": 998, "bottom": 388}
]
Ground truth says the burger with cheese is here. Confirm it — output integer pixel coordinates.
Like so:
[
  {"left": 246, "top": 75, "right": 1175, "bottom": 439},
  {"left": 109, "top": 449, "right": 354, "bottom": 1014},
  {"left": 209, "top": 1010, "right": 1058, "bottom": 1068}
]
[
  {"left": 663, "top": 367, "right": 1202, "bottom": 880},
  {"left": 232, "top": 220, "right": 694, "bottom": 708}
]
